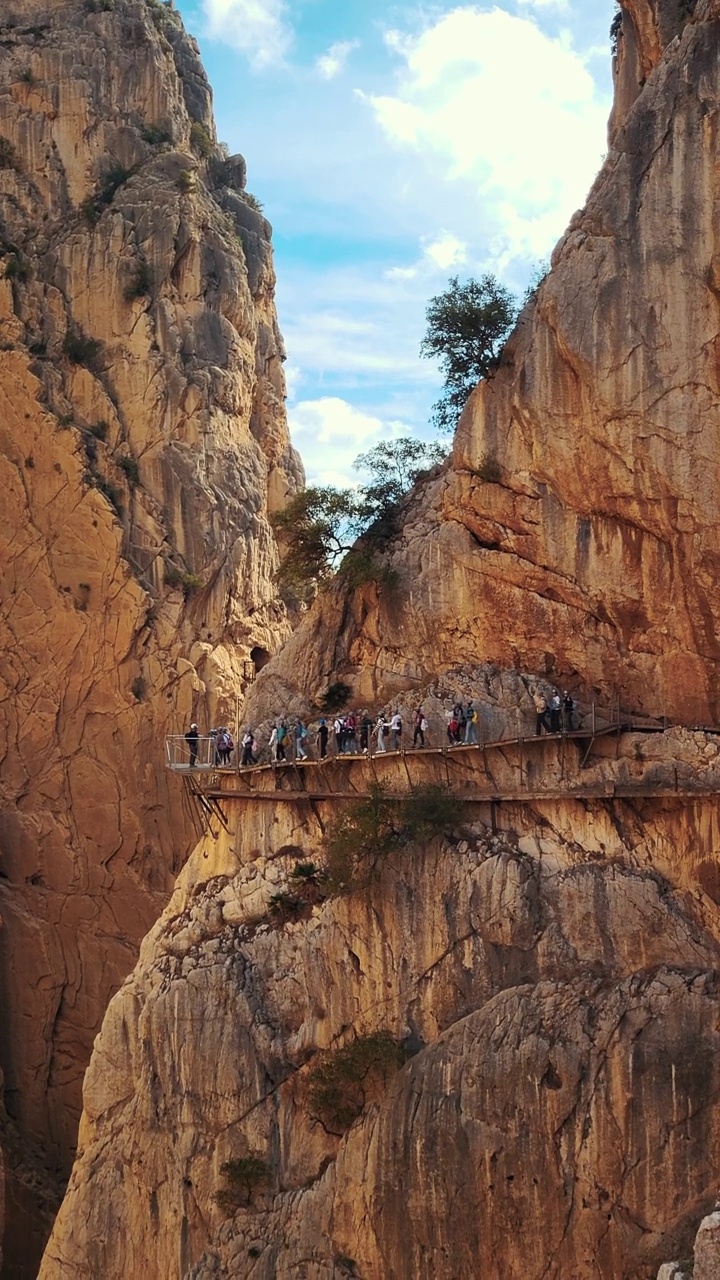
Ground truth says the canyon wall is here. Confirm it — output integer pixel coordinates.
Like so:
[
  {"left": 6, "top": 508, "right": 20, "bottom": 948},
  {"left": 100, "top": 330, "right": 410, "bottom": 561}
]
[
  {"left": 39, "top": 735, "right": 720, "bottom": 1279},
  {"left": 0, "top": 0, "right": 300, "bottom": 1267},
  {"left": 245, "top": 0, "right": 720, "bottom": 730},
  {"left": 35, "top": 1, "right": 720, "bottom": 1277}
]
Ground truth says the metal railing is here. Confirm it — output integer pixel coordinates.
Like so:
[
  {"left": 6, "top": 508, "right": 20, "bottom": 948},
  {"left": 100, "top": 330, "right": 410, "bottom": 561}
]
[{"left": 165, "top": 700, "right": 648, "bottom": 773}]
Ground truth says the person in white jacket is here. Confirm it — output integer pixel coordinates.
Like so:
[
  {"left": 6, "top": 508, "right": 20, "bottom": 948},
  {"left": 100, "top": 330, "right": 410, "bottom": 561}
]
[{"left": 375, "top": 714, "right": 387, "bottom": 752}]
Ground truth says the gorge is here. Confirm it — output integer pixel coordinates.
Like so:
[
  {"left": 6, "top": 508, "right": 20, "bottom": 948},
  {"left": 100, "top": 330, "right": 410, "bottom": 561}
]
[{"left": 2, "top": 0, "right": 720, "bottom": 1277}]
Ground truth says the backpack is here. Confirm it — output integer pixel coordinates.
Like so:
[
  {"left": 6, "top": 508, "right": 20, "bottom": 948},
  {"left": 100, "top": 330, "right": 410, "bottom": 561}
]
[
  {"left": 300, "top": 727, "right": 308, "bottom": 740},
  {"left": 382, "top": 723, "right": 389, "bottom": 736},
  {"left": 277, "top": 724, "right": 287, "bottom": 743},
  {"left": 421, "top": 718, "right": 428, "bottom": 731},
  {"left": 470, "top": 710, "right": 478, "bottom": 724}
]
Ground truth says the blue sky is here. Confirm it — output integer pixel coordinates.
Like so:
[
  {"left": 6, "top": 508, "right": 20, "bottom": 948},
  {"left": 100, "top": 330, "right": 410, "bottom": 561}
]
[{"left": 172, "top": 0, "right": 617, "bottom": 485}]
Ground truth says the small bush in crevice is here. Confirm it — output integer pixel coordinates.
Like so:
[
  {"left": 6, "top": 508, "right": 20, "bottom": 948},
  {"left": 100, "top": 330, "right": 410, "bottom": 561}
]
[
  {"left": 215, "top": 1156, "right": 269, "bottom": 1215},
  {"left": 241, "top": 191, "right": 263, "bottom": 213},
  {"left": 477, "top": 453, "right": 502, "bottom": 484},
  {"left": 177, "top": 169, "right": 196, "bottom": 193},
  {"left": 322, "top": 782, "right": 465, "bottom": 896},
  {"left": 268, "top": 891, "right": 304, "bottom": 926},
  {"left": 130, "top": 675, "right": 146, "bottom": 701},
  {"left": 124, "top": 260, "right": 152, "bottom": 301},
  {"left": 141, "top": 123, "right": 172, "bottom": 146},
  {"left": 307, "top": 1033, "right": 406, "bottom": 1134},
  {"left": 164, "top": 563, "right": 204, "bottom": 595},
  {"left": 87, "top": 420, "right": 108, "bottom": 440},
  {"left": 81, "top": 164, "right": 134, "bottom": 225},
  {"left": 87, "top": 470, "right": 122, "bottom": 516},
  {"left": 5, "top": 253, "right": 29, "bottom": 282},
  {"left": 63, "top": 331, "right": 101, "bottom": 367},
  {"left": 117, "top": 455, "right": 140, "bottom": 487},
  {"left": 0, "top": 137, "right": 19, "bottom": 170},
  {"left": 321, "top": 681, "right": 352, "bottom": 713},
  {"left": 190, "top": 121, "right": 214, "bottom": 160}
]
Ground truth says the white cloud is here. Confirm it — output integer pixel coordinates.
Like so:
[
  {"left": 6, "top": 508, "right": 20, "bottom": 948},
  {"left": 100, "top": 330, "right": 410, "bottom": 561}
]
[
  {"left": 517, "top": 0, "right": 570, "bottom": 11},
  {"left": 288, "top": 397, "right": 411, "bottom": 486},
  {"left": 316, "top": 39, "right": 359, "bottom": 80},
  {"left": 201, "top": 0, "right": 292, "bottom": 68},
  {"left": 363, "top": 7, "right": 609, "bottom": 259},
  {"left": 386, "top": 230, "right": 467, "bottom": 280}
]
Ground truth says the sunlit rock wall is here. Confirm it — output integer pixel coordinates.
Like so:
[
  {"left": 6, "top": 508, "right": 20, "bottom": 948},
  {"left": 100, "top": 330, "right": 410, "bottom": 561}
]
[{"left": 0, "top": 0, "right": 301, "bottom": 1264}]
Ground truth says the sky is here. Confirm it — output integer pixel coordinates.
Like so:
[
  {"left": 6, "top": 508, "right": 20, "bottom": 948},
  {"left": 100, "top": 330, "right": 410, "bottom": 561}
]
[{"left": 171, "top": 0, "right": 617, "bottom": 486}]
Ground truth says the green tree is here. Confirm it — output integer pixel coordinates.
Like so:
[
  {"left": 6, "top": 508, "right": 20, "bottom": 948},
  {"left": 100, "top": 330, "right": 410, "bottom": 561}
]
[
  {"left": 420, "top": 273, "right": 518, "bottom": 433},
  {"left": 272, "top": 436, "right": 444, "bottom": 598}
]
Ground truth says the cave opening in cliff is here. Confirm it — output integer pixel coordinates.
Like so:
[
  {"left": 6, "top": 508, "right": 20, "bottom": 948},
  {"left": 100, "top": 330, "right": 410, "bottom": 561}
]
[{"left": 250, "top": 646, "right": 271, "bottom": 675}]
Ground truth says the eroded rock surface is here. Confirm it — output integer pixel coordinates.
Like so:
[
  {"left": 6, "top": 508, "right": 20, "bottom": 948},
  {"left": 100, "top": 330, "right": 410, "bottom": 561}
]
[
  {"left": 38, "top": 742, "right": 720, "bottom": 1278},
  {"left": 0, "top": 0, "right": 300, "bottom": 1265},
  {"left": 246, "top": 0, "right": 720, "bottom": 729}
]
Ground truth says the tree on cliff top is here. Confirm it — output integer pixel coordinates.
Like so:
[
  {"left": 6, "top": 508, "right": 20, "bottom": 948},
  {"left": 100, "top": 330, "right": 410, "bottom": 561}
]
[
  {"left": 420, "top": 273, "right": 518, "bottom": 433},
  {"left": 272, "top": 436, "right": 444, "bottom": 600}
]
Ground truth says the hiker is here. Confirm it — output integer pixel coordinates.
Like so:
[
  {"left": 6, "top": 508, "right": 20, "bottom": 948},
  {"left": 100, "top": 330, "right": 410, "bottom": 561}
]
[
  {"left": 218, "top": 727, "right": 234, "bottom": 765},
  {"left": 413, "top": 708, "right": 426, "bottom": 748},
  {"left": 276, "top": 719, "right": 288, "bottom": 761},
  {"left": 345, "top": 711, "right": 358, "bottom": 754},
  {"left": 563, "top": 691, "right": 575, "bottom": 732},
  {"left": 241, "top": 728, "right": 255, "bottom": 766},
  {"left": 447, "top": 713, "right": 459, "bottom": 745},
  {"left": 317, "top": 717, "right": 329, "bottom": 759},
  {"left": 268, "top": 723, "right": 279, "bottom": 761},
  {"left": 294, "top": 719, "right": 309, "bottom": 760},
  {"left": 185, "top": 722, "right": 199, "bottom": 767},
  {"left": 549, "top": 690, "right": 562, "bottom": 733},
  {"left": 333, "top": 715, "right": 344, "bottom": 755},
  {"left": 375, "top": 713, "right": 387, "bottom": 752},
  {"left": 360, "top": 712, "right": 373, "bottom": 754},
  {"left": 533, "top": 691, "right": 549, "bottom": 735},
  {"left": 390, "top": 710, "right": 402, "bottom": 751},
  {"left": 453, "top": 702, "right": 466, "bottom": 741},
  {"left": 465, "top": 702, "right": 478, "bottom": 745}
]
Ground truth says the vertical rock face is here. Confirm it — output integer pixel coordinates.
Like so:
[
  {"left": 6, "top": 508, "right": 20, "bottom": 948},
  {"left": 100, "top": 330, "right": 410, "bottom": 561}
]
[
  {"left": 610, "top": 0, "right": 698, "bottom": 139},
  {"left": 36, "top": 743, "right": 720, "bottom": 1279},
  {"left": 0, "top": 0, "right": 301, "bottom": 1265},
  {"left": 245, "top": 0, "right": 720, "bottom": 728}
]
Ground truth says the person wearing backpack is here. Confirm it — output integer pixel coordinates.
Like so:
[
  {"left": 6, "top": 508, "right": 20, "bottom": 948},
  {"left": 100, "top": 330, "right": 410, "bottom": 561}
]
[
  {"left": 563, "top": 691, "right": 575, "bottom": 732},
  {"left": 549, "top": 690, "right": 562, "bottom": 733},
  {"left": 276, "top": 719, "right": 288, "bottom": 762},
  {"left": 390, "top": 711, "right": 402, "bottom": 751},
  {"left": 294, "top": 719, "right": 309, "bottom": 761},
  {"left": 465, "top": 702, "right": 478, "bottom": 745},
  {"left": 375, "top": 713, "right": 387, "bottom": 753},
  {"left": 317, "top": 718, "right": 329, "bottom": 759},
  {"left": 345, "top": 712, "right": 358, "bottom": 754},
  {"left": 413, "top": 708, "right": 426, "bottom": 748},
  {"left": 360, "top": 712, "right": 373, "bottom": 754},
  {"left": 532, "top": 691, "right": 549, "bottom": 735}
]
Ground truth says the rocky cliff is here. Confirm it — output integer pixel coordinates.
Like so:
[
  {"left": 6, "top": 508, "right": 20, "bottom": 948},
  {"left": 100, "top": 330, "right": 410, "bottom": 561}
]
[
  {"left": 0, "top": 0, "right": 300, "bottom": 1269},
  {"left": 245, "top": 0, "right": 720, "bottom": 730},
  {"left": 36, "top": 1, "right": 720, "bottom": 1277},
  {"left": 38, "top": 734, "right": 720, "bottom": 1279}
]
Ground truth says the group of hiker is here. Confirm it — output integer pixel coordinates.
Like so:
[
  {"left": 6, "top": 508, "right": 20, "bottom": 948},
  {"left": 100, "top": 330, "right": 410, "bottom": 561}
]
[
  {"left": 532, "top": 689, "right": 575, "bottom": 735},
  {"left": 183, "top": 691, "right": 577, "bottom": 768}
]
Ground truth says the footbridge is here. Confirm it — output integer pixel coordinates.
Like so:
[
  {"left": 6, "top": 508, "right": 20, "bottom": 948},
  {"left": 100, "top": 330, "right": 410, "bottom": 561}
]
[{"left": 166, "top": 715, "right": 720, "bottom": 834}]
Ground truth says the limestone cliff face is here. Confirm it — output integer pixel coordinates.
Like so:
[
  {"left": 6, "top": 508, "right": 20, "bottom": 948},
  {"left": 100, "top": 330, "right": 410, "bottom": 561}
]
[
  {"left": 0, "top": 0, "right": 300, "bottom": 1264},
  {"left": 39, "top": 735, "right": 720, "bottom": 1278},
  {"left": 610, "top": 0, "right": 698, "bottom": 140},
  {"left": 245, "top": 0, "right": 720, "bottom": 729}
]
